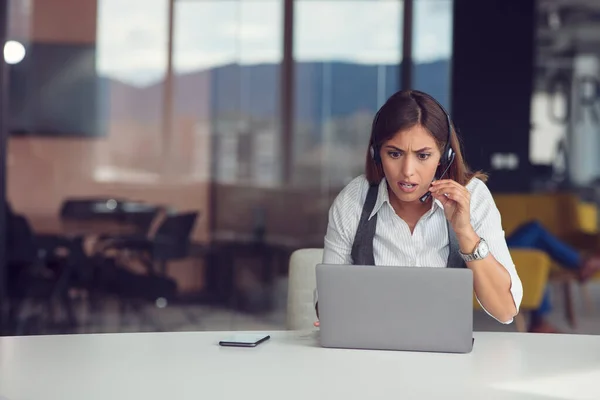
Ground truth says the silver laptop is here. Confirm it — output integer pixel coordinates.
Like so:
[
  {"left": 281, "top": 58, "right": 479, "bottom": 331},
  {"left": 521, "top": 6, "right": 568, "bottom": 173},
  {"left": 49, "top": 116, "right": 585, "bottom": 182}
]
[{"left": 316, "top": 264, "right": 473, "bottom": 353}]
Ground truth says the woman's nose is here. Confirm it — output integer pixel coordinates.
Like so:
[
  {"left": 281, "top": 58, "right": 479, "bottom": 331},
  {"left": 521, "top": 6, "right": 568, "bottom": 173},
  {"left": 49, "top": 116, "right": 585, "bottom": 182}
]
[{"left": 401, "top": 157, "right": 415, "bottom": 177}]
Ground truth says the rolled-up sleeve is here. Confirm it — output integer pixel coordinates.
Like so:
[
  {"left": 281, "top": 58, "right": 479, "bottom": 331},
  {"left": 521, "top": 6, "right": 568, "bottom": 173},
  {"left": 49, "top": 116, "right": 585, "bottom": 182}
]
[{"left": 469, "top": 179, "right": 523, "bottom": 324}]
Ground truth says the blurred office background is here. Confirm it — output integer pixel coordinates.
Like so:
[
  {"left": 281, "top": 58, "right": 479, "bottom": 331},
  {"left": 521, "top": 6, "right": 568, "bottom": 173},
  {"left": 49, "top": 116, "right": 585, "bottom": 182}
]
[{"left": 1, "top": 0, "right": 600, "bottom": 336}]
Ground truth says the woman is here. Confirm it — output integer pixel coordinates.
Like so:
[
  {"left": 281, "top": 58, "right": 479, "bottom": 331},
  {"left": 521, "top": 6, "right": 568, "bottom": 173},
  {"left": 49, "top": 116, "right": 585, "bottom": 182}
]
[{"left": 315, "top": 89, "right": 522, "bottom": 325}]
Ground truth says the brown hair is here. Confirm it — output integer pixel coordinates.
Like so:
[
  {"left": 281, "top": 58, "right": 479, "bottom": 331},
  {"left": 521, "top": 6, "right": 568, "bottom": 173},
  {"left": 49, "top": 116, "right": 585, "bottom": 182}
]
[{"left": 365, "top": 90, "right": 487, "bottom": 186}]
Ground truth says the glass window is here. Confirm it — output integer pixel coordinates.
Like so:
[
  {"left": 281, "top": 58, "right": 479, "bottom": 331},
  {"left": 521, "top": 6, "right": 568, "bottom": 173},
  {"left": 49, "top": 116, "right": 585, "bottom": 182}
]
[
  {"left": 96, "top": 0, "right": 169, "bottom": 179},
  {"left": 97, "top": 0, "right": 169, "bottom": 87},
  {"left": 294, "top": 0, "right": 403, "bottom": 194},
  {"left": 173, "top": 0, "right": 282, "bottom": 186},
  {"left": 411, "top": 0, "right": 453, "bottom": 109},
  {"left": 2, "top": 0, "right": 463, "bottom": 337}
]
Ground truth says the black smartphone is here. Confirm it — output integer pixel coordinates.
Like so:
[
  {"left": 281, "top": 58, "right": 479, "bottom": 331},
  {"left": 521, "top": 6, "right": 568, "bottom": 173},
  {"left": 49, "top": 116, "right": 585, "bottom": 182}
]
[{"left": 219, "top": 334, "right": 271, "bottom": 348}]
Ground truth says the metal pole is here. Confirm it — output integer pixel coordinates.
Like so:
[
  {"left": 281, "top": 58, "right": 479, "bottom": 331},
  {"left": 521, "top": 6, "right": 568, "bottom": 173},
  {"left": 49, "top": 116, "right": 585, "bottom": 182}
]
[
  {"left": 162, "top": 0, "right": 175, "bottom": 175},
  {"left": 401, "top": 0, "right": 413, "bottom": 89},
  {"left": 281, "top": 0, "right": 294, "bottom": 185},
  {"left": 0, "top": 0, "right": 9, "bottom": 335}
]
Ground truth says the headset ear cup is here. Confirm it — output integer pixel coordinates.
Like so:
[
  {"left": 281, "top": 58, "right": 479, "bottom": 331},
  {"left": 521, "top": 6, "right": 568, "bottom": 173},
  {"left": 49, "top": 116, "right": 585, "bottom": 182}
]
[
  {"left": 370, "top": 146, "right": 381, "bottom": 163},
  {"left": 448, "top": 148, "right": 455, "bottom": 164},
  {"left": 439, "top": 147, "right": 454, "bottom": 172}
]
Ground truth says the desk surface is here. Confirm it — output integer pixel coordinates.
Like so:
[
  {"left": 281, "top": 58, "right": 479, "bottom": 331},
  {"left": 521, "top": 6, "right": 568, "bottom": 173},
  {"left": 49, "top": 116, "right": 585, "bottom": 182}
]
[{"left": 1, "top": 330, "right": 600, "bottom": 400}]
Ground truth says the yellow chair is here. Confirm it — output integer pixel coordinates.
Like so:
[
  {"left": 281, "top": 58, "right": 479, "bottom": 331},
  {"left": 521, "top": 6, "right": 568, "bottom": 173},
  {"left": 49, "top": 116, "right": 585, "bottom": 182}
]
[
  {"left": 576, "top": 201, "right": 598, "bottom": 235},
  {"left": 473, "top": 249, "right": 551, "bottom": 332},
  {"left": 493, "top": 193, "right": 598, "bottom": 328}
]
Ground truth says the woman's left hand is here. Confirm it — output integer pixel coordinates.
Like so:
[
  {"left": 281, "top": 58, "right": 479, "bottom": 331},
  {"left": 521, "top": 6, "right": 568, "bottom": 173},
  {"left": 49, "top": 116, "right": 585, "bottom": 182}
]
[{"left": 430, "top": 179, "right": 472, "bottom": 234}]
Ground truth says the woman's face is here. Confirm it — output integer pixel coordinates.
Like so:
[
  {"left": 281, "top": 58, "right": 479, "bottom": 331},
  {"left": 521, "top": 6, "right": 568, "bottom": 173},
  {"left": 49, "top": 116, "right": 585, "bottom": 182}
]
[{"left": 379, "top": 124, "right": 441, "bottom": 204}]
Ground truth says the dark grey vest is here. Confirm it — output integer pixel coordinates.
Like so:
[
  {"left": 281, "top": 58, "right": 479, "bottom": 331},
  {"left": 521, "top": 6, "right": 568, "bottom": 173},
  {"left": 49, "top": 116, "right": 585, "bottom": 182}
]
[{"left": 350, "top": 184, "right": 467, "bottom": 268}]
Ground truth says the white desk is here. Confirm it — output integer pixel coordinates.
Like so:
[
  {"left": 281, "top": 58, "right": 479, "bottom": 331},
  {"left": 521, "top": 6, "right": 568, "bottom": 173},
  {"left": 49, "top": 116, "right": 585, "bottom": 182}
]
[{"left": 1, "top": 330, "right": 600, "bottom": 400}]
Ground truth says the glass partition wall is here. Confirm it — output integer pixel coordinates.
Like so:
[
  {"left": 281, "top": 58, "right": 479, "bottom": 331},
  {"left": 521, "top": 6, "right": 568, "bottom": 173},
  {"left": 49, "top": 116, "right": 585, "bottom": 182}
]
[{"left": 0, "top": 0, "right": 454, "bottom": 335}]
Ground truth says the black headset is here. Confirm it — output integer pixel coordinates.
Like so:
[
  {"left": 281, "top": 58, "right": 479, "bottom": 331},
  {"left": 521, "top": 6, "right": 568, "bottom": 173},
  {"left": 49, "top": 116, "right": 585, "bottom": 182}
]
[{"left": 368, "top": 90, "right": 455, "bottom": 203}]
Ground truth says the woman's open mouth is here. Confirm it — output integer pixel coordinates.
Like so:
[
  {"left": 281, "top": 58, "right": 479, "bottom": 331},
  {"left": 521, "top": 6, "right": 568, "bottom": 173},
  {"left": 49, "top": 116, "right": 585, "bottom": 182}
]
[{"left": 397, "top": 182, "right": 418, "bottom": 193}]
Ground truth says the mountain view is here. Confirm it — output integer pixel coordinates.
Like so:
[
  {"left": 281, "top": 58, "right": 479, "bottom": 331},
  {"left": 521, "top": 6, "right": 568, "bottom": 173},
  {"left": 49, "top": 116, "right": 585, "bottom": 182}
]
[{"left": 9, "top": 58, "right": 451, "bottom": 137}]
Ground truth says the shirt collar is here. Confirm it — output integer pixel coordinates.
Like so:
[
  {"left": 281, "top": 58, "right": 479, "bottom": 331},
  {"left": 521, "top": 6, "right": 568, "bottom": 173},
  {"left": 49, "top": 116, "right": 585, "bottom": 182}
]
[
  {"left": 368, "top": 178, "right": 390, "bottom": 220},
  {"left": 368, "top": 178, "right": 445, "bottom": 220},
  {"left": 432, "top": 198, "right": 445, "bottom": 211}
]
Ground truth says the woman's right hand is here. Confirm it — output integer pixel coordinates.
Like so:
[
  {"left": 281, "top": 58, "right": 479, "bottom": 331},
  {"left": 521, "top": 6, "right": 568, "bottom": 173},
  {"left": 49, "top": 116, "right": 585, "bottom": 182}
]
[{"left": 314, "top": 320, "right": 320, "bottom": 327}]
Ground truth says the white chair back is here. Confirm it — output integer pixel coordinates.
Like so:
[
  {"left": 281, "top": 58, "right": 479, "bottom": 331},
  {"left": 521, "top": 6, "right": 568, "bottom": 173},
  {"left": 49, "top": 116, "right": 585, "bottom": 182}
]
[{"left": 286, "top": 248, "right": 324, "bottom": 330}]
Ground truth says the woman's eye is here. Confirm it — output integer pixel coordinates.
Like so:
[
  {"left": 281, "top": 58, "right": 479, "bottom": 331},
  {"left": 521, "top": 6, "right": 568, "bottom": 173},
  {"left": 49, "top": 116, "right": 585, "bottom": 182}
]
[
  {"left": 418, "top": 153, "right": 431, "bottom": 160},
  {"left": 388, "top": 151, "right": 401, "bottom": 159}
]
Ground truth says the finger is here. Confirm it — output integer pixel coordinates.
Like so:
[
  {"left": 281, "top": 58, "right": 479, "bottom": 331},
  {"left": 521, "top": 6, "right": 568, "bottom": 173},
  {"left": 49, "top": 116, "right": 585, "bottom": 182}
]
[
  {"left": 431, "top": 179, "right": 470, "bottom": 194},
  {"left": 432, "top": 187, "right": 469, "bottom": 207},
  {"left": 431, "top": 191, "right": 452, "bottom": 207},
  {"left": 430, "top": 184, "right": 470, "bottom": 202},
  {"left": 430, "top": 183, "right": 463, "bottom": 195},
  {"left": 439, "top": 187, "right": 469, "bottom": 205},
  {"left": 431, "top": 180, "right": 467, "bottom": 192},
  {"left": 314, "top": 321, "right": 320, "bottom": 327},
  {"left": 431, "top": 179, "right": 459, "bottom": 187}
]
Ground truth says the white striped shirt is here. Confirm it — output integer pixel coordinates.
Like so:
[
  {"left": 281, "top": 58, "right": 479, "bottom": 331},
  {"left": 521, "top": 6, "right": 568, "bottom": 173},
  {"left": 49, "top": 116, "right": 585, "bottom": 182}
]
[{"left": 317, "top": 174, "right": 523, "bottom": 324}]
